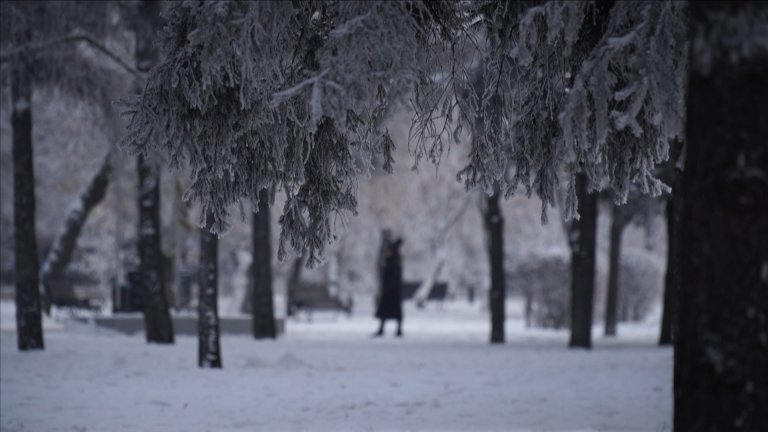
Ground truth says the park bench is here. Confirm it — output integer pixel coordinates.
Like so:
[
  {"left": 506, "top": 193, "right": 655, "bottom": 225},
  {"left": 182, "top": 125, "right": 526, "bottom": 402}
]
[{"left": 288, "top": 281, "right": 353, "bottom": 318}]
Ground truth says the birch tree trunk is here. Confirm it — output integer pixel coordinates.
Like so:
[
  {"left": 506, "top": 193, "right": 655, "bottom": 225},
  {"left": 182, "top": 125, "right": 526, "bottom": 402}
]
[
  {"left": 134, "top": 0, "right": 173, "bottom": 344},
  {"left": 137, "top": 155, "right": 173, "bottom": 343},
  {"left": 41, "top": 152, "right": 111, "bottom": 312},
  {"left": 198, "top": 215, "right": 222, "bottom": 368}
]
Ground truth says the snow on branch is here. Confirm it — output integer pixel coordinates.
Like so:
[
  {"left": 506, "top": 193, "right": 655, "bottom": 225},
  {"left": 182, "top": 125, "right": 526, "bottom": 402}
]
[{"left": 121, "top": 1, "right": 462, "bottom": 266}]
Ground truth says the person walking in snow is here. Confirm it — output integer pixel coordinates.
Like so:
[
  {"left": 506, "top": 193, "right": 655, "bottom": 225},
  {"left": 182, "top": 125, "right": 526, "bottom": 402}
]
[{"left": 374, "top": 238, "right": 404, "bottom": 337}]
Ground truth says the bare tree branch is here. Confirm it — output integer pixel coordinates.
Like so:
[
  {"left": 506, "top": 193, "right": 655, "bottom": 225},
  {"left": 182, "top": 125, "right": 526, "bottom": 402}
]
[{"left": 0, "top": 33, "right": 142, "bottom": 80}]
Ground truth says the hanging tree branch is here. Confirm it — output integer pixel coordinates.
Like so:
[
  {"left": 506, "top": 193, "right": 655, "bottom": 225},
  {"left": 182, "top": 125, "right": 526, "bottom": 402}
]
[{"left": 0, "top": 33, "right": 143, "bottom": 80}]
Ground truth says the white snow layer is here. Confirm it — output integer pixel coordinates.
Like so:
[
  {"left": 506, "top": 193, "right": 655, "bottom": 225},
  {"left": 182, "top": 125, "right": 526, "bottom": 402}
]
[{"left": 0, "top": 300, "right": 671, "bottom": 432}]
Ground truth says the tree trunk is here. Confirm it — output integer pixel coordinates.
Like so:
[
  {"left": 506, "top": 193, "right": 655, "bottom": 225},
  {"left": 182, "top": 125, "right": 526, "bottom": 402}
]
[
  {"left": 659, "top": 183, "right": 679, "bottom": 346},
  {"left": 286, "top": 255, "right": 304, "bottom": 317},
  {"left": 138, "top": 155, "right": 174, "bottom": 344},
  {"left": 11, "top": 55, "right": 44, "bottom": 351},
  {"left": 604, "top": 204, "right": 624, "bottom": 337},
  {"left": 41, "top": 152, "right": 111, "bottom": 312},
  {"left": 133, "top": 0, "right": 172, "bottom": 344},
  {"left": 485, "top": 190, "right": 505, "bottom": 344},
  {"left": 198, "top": 214, "right": 222, "bottom": 368},
  {"left": 569, "top": 173, "right": 597, "bottom": 349},
  {"left": 676, "top": 3, "right": 768, "bottom": 430},
  {"left": 251, "top": 189, "right": 276, "bottom": 339}
]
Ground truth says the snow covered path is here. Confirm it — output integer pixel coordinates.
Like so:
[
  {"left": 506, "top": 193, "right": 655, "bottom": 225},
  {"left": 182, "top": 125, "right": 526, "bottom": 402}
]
[{"left": 1, "top": 303, "right": 671, "bottom": 432}]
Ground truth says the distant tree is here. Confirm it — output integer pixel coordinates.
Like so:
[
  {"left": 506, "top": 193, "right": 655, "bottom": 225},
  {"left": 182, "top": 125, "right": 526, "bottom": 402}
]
[
  {"left": 603, "top": 191, "right": 661, "bottom": 337},
  {"left": 198, "top": 211, "right": 222, "bottom": 368},
  {"left": 40, "top": 152, "right": 111, "bottom": 312},
  {"left": 676, "top": 3, "right": 768, "bottom": 430}
]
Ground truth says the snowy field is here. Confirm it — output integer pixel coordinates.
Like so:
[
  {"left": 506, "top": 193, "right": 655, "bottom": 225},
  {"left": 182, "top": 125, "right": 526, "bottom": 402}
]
[{"left": 1, "top": 300, "right": 671, "bottom": 432}]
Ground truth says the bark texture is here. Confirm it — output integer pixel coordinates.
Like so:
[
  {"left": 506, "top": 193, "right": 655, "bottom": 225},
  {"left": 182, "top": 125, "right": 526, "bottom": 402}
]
[
  {"left": 134, "top": 0, "right": 173, "bottom": 344},
  {"left": 676, "top": 3, "right": 768, "bottom": 430},
  {"left": 251, "top": 189, "right": 277, "bottom": 339},
  {"left": 12, "top": 54, "right": 44, "bottom": 351},
  {"left": 198, "top": 216, "right": 222, "bottom": 368},
  {"left": 485, "top": 191, "right": 505, "bottom": 344},
  {"left": 568, "top": 173, "right": 597, "bottom": 349},
  {"left": 137, "top": 155, "right": 174, "bottom": 344}
]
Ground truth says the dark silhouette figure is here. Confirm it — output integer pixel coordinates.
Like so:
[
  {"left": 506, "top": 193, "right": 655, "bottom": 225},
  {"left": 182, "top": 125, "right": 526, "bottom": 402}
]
[{"left": 374, "top": 238, "right": 404, "bottom": 337}]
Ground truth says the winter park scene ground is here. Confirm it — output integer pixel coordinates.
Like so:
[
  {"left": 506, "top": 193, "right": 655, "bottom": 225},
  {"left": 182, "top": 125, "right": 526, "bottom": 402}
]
[
  {"left": 1, "top": 2, "right": 766, "bottom": 432},
  {"left": 1, "top": 299, "right": 672, "bottom": 432}
]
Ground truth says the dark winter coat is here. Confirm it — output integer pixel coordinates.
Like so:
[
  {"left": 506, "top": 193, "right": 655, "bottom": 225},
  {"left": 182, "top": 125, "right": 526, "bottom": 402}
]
[{"left": 375, "top": 254, "right": 403, "bottom": 320}]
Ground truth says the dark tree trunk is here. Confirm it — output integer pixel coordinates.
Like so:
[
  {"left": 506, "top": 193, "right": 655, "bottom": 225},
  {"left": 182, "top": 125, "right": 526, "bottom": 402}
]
[
  {"left": 251, "top": 189, "right": 276, "bottom": 339},
  {"left": 286, "top": 255, "right": 304, "bottom": 318},
  {"left": 563, "top": 0, "right": 612, "bottom": 351},
  {"left": 137, "top": 155, "right": 174, "bottom": 344},
  {"left": 11, "top": 56, "right": 44, "bottom": 351},
  {"left": 198, "top": 214, "right": 222, "bottom": 368},
  {"left": 41, "top": 153, "right": 111, "bottom": 312},
  {"left": 485, "top": 190, "right": 505, "bottom": 344},
  {"left": 569, "top": 173, "right": 597, "bottom": 349},
  {"left": 659, "top": 181, "right": 679, "bottom": 346},
  {"left": 676, "top": 3, "right": 768, "bottom": 430},
  {"left": 604, "top": 204, "right": 625, "bottom": 337},
  {"left": 133, "top": 0, "right": 172, "bottom": 344}
]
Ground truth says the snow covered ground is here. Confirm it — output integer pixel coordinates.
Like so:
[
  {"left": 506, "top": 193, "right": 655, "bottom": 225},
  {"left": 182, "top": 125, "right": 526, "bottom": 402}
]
[{"left": 1, "top": 299, "right": 671, "bottom": 432}]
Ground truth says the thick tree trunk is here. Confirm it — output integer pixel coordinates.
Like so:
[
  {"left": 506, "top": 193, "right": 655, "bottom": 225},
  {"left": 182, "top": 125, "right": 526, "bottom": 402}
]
[
  {"left": 658, "top": 184, "right": 678, "bottom": 346},
  {"left": 604, "top": 204, "right": 624, "bottom": 337},
  {"left": 198, "top": 215, "right": 222, "bottom": 368},
  {"left": 485, "top": 191, "right": 505, "bottom": 344},
  {"left": 676, "top": 3, "right": 768, "bottom": 430},
  {"left": 137, "top": 155, "right": 174, "bottom": 344},
  {"left": 569, "top": 173, "right": 597, "bottom": 349},
  {"left": 11, "top": 57, "right": 44, "bottom": 351},
  {"left": 41, "top": 152, "right": 111, "bottom": 312},
  {"left": 251, "top": 189, "right": 276, "bottom": 339}
]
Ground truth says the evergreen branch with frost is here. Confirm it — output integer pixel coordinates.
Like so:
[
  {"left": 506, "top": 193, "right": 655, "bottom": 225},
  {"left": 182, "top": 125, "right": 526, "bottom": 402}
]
[
  {"left": 456, "top": 1, "right": 686, "bottom": 221},
  {"left": 121, "top": 0, "right": 463, "bottom": 266}
]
